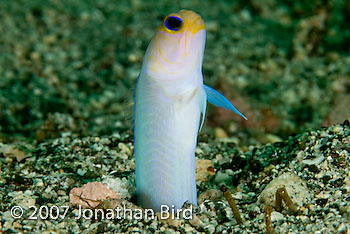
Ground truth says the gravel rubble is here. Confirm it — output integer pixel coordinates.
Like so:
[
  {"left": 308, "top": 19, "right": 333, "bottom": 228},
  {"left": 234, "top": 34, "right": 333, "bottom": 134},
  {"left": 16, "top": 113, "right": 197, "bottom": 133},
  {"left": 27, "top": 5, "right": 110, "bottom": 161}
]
[{"left": 1, "top": 123, "right": 349, "bottom": 233}]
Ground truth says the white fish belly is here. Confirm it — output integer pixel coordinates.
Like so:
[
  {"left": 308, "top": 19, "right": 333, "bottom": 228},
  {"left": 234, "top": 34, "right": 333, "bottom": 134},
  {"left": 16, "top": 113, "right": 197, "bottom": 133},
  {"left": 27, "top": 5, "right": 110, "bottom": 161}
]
[{"left": 135, "top": 75, "right": 201, "bottom": 211}]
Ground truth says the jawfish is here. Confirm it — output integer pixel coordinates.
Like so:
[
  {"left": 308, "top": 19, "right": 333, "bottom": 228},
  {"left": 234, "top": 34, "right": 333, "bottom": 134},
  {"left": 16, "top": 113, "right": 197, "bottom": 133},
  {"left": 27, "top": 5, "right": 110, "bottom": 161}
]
[{"left": 134, "top": 10, "right": 246, "bottom": 212}]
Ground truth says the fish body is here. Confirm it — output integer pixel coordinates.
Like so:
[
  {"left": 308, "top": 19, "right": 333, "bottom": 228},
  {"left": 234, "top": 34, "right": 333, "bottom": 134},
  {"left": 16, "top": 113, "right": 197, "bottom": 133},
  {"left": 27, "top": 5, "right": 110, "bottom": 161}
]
[{"left": 134, "top": 10, "right": 246, "bottom": 212}]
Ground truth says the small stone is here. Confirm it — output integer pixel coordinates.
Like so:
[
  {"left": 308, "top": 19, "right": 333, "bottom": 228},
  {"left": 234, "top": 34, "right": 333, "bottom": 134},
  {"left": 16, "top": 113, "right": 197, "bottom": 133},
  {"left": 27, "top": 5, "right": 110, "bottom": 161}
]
[
  {"left": 204, "top": 224, "right": 216, "bottom": 234},
  {"left": 189, "top": 214, "right": 205, "bottom": 228},
  {"left": 5, "top": 157, "right": 13, "bottom": 163},
  {"left": 93, "top": 143, "right": 103, "bottom": 152},
  {"left": 35, "top": 179, "right": 44, "bottom": 187},
  {"left": 102, "top": 176, "right": 132, "bottom": 199},
  {"left": 195, "top": 147, "right": 204, "bottom": 154},
  {"left": 215, "top": 128, "right": 228, "bottom": 138},
  {"left": 315, "top": 192, "right": 330, "bottom": 199},
  {"left": 301, "top": 155, "right": 325, "bottom": 165},
  {"left": 1, "top": 145, "right": 29, "bottom": 162},
  {"left": 271, "top": 211, "right": 284, "bottom": 222},
  {"left": 57, "top": 222, "right": 66, "bottom": 229},
  {"left": 306, "top": 224, "right": 313, "bottom": 232},
  {"left": 149, "top": 221, "right": 158, "bottom": 230},
  {"left": 264, "top": 134, "right": 283, "bottom": 144},
  {"left": 298, "top": 215, "right": 309, "bottom": 222},
  {"left": 3, "top": 221, "right": 12, "bottom": 231},
  {"left": 332, "top": 126, "right": 343, "bottom": 134},
  {"left": 158, "top": 214, "right": 182, "bottom": 228},
  {"left": 128, "top": 54, "right": 139, "bottom": 63},
  {"left": 2, "top": 211, "right": 14, "bottom": 222},
  {"left": 43, "top": 34, "right": 57, "bottom": 44},
  {"left": 184, "top": 224, "right": 194, "bottom": 232},
  {"left": 196, "top": 159, "right": 215, "bottom": 182},
  {"left": 30, "top": 52, "right": 41, "bottom": 61},
  {"left": 77, "top": 168, "right": 86, "bottom": 176},
  {"left": 240, "top": 9, "right": 252, "bottom": 22},
  {"left": 198, "top": 189, "right": 222, "bottom": 204},
  {"left": 42, "top": 187, "right": 56, "bottom": 200},
  {"left": 296, "top": 151, "right": 305, "bottom": 161},
  {"left": 214, "top": 170, "right": 230, "bottom": 183},
  {"left": 337, "top": 223, "right": 347, "bottom": 233},
  {"left": 258, "top": 172, "right": 312, "bottom": 208},
  {"left": 118, "top": 143, "right": 131, "bottom": 155},
  {"left": 57, "top": 190, "right": 66, "bottom": 196},
  {"left": 11, "top": 191, "right": 36, "bottom": 209},
  {"left": 12, "top": 222, "right": 22, "bottom": 229}
]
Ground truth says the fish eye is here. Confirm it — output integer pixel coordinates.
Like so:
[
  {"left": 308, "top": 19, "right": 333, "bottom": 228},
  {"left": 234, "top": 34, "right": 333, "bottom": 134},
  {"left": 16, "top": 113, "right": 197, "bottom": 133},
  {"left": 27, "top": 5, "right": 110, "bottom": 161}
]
[{"left": 165, "top": 16, "right": 183, "bottom": 31}]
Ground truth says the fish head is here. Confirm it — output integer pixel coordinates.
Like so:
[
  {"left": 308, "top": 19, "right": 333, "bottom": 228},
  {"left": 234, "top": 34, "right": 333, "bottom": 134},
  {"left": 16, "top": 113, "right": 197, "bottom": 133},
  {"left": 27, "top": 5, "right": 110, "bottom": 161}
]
[{"left": 143, "top": 10, "right": 206, "bottom": 81}]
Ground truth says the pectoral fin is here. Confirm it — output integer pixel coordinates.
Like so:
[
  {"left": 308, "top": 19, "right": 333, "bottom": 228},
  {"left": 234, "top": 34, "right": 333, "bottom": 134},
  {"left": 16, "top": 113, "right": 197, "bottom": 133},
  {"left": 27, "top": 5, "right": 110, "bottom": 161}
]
[{"left": 203, "top": 84, "right": 247, "bottom": 120}]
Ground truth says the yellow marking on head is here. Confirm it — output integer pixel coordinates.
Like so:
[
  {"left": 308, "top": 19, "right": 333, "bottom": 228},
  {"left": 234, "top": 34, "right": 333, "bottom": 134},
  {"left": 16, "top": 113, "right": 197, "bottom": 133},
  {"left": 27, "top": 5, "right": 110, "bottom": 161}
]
[
  {"left": 154, "top": 54, "right": 177, "bottom": 74},
  {"left": 143, "top": 10, "right": 206, "bottom": 79},
  {"left": 156, "top": 10, "right": 205, "bottom": 58},
  {"left": 158, "top": 47, "right": 181, "bottom": 64}
]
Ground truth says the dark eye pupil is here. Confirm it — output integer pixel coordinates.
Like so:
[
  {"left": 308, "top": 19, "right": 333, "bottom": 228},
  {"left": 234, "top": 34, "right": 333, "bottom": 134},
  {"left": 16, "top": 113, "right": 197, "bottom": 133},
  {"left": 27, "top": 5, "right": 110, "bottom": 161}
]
[{"left": 165, "top": 16, "right": 182, "bottom": 31}]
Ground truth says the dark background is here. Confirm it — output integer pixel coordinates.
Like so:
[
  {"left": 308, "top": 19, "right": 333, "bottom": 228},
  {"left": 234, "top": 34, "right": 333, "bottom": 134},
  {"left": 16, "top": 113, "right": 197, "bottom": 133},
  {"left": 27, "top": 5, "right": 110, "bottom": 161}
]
[{"left": 0, "top": 0, "right": 349, "bottom": 145}]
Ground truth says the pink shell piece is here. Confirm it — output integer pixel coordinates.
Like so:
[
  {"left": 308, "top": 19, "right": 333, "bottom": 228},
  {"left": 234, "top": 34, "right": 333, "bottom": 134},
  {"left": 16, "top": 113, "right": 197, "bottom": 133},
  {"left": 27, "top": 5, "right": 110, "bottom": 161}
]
[{"left": 69, "top": 181, "right": 119, "bottom": 208}]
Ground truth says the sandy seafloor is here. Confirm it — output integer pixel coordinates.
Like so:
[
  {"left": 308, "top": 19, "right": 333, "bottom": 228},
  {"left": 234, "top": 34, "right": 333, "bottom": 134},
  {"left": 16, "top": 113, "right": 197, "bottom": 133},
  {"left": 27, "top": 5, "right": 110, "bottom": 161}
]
[{"left": 0, "top": 0, "right": 350, "bottom": 233}]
